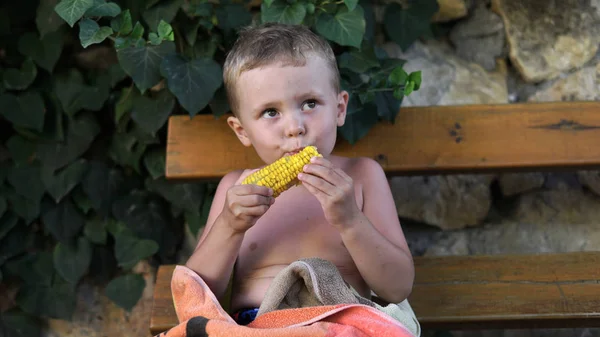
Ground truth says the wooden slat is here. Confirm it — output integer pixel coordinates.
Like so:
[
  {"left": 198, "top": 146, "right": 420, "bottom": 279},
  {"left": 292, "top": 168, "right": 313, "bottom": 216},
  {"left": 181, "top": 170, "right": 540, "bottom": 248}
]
[
  {"left": 149, "top": 252, "right": 600, "bottom": 335},
  {"left": 166, "top": 101, "right": 600, "bottom": 180}
]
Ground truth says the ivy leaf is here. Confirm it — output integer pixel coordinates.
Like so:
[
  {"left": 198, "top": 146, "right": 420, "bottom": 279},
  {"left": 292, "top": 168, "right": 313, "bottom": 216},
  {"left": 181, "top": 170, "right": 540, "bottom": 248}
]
[
  {"left": 53, "top": 237, "right": 92, "bottom": 284},
  {"left": 344, "top": 0, "right": 358, "bottom": 11},
  {"left": 0, "top": 198, "right": 6, "bottom": 220},
  {"left": 81, "top": 161, "right": 127, "bottom": 216},
  {"left": 0, "top": 220, "right": 30, "bottom": 265},
  {"left": 71, "top": 186, "right": 94, "bottom": 214},
  {"left": 145, "top": 177, "right": 205, "bottom": 212},
  {"left": 209, "top": 86, "right": 231, "bottom": 117},
  {"left": 160, "top": 54, "right": 222, "bottom": 117},
  {"left": 117, "top": 42, "right": 176, "bottom": 93},
  {"left": 37, "top": 0, "right": 66, "bottom": 37},
  {"left": 375, "top": 91, "right": 401, "bottom": 123},
  {"left": 108, "top": 132, "right": 147, "bottom": 172},
  {"left": 85, "top": 0, "right": 121, "bottom": 17},
  {"left": 316, "top": 5, "right": 365, "bottom": 48},
  {"left": 78, "top": 18, "right": 113, "bottom": 48},
  {"left": 42, "top": 159, "right": 87, "bottom": 203},
  {"left": 110, "top": 9, "right": 132, "bottom": 35},
  {"left": 0, "top": 213, "right": 19, "bottom": 242},
  {"left": 388, "top": 67, "right": 408, "bottom": 87},
  {"left": 14, "top": 252, "right": 77, "bottom": 320},
  {"left": 7, "top": 164, "right": 45, "bottom": 203},
  {"left": 105, "top": 273, "right": 145, "bottom": 311},
  {"left": 215, "top": 3, "right": 252, "bottom": 31},
  {"left": 157, "top": 20, "right": 174, "bottom": 41},
  {"left": 0, "top": 92, "right": 46, "bottom": 132},
  {"left": 84, "top": 218, "right": 107, "bottom": 244},
  {"left": 18, "top": 31, "right": 64, "bottom": 73},
  {"left": 114, "top": 232, "right": 158, "bottom": 269},
  {"left": 142, "top": 0, "right": 183, "bottom": 31},
  {"left": 3, "top": 59, "right": 38, "bottom": 90},
  {"left": 338, "top": 100, "right": 378, "bottom": 144},
  {"left": 409, "top": 70, "right": 422, "bottom": 90},
  {"left": 261, "top": 1, "right": 306, "bottom": 25},
  {"left": 143, "top": 149, "right": 166, "bottom": 179},
  {"left": 131, "top": 89, "right": 175, "bottom": 136},
  {"left": 54, "top": 0, "right": 95, "bottom": 27},
  {"left": 37, "top": 112, "right": 100, "bottom": 172},
  {"left": 338, "top": 47, "right": 380, "bottom": 73},
  {"left": 384, "top": 1, "right": 439, "bottom": 51},
  {"left": 54, "top": 69, "right": 110, "bottom": 115},
  {"left": 0, "top": 310, "right": 42, "bottom": 337},
  {"left": 6, "top": 135, "right": 37, "bottom": 165},
  {"left": 7, "top": 193, "right": 42, "bottom": 225},
  {"left": 41, "top": 198, "right": 85, "bottom": 243}
]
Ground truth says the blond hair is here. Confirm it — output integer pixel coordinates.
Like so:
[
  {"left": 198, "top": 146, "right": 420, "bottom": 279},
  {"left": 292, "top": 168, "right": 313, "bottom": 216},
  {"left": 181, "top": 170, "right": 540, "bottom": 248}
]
[{"left": 223, "top": 23, "right": 340, "bottom": 115}]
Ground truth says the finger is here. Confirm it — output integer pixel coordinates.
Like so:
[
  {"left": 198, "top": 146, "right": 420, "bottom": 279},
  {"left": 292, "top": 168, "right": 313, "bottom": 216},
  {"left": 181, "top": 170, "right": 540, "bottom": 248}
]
[
  {"left": 236, "top": 194, "right": 275, "bottom": 207},
  {"left": 298, "top": 177, "right": 327, "bottom": 199},
  {"left": 245, "top": 204, "right": 272, "bottom": 217},
  {"left": 298, "top": 172, "right": 335, "bottom": 196},
  {"left": 233, "top": 184, "right": 273, "bottom": 197},
  {"left": 302, "top": 163, "right": 347, "bottom": 186}
]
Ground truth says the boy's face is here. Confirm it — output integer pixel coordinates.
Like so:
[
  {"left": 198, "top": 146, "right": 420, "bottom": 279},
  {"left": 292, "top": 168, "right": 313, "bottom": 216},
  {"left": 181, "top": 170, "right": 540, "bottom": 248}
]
[{"left": 227, "top": 55, "right": 348, "bottom": 164}]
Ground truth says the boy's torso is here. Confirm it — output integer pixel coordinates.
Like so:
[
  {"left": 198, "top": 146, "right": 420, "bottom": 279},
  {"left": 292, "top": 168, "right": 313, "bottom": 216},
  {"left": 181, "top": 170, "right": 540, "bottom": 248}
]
[{"left": 229, "top": 156, "right": 371, "bottom": 312}]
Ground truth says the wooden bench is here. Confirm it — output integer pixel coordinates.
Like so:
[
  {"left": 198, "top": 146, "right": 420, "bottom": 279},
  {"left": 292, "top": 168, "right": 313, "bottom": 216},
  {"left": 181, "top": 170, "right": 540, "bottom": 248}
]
[{"left": 150, "top": 101, "right": 600, "bottom": 335}]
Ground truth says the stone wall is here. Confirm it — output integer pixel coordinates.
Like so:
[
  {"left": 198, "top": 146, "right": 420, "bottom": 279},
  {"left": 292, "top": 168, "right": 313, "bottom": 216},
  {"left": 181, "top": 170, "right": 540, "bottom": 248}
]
[{"left": 386, "top": 1, "right": 600, "bottom": 336}]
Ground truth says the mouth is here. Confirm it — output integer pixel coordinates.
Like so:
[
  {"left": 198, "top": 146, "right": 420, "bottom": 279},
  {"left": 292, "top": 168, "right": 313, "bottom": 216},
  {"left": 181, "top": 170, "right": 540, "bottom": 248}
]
[{"left": 284, "top": 147, "right": 305, "bottom": 156}]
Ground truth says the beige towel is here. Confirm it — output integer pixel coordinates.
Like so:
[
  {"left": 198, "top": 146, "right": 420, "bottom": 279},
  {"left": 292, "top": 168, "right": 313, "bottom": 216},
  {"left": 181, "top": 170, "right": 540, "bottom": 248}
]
[{"left": 257, "top": 257, "right": 421, "bottom": 337}]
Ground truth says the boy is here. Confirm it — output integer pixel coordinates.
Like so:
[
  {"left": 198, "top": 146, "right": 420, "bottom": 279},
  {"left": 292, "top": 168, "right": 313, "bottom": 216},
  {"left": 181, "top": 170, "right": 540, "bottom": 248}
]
[{"left": 185, "top": 22, "right": 414, "bottom": 325}]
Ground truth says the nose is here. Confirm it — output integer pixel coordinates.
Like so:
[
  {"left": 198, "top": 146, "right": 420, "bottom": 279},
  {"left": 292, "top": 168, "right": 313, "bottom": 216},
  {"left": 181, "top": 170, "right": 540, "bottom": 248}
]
[{"left": 285, "top": 113, "right": 305, "bottom": 137}]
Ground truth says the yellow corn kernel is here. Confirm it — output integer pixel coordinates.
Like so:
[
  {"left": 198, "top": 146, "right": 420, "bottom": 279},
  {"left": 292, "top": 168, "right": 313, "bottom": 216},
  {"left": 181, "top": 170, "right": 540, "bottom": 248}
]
[{"left": 242, "top": 146, "right": 322, "bottom": 197}]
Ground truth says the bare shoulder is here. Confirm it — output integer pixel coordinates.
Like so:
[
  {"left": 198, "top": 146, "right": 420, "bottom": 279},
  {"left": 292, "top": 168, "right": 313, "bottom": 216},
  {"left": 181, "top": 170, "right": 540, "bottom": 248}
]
[{"left": 331, "top": 155, "right": 386, "bottom": 183}]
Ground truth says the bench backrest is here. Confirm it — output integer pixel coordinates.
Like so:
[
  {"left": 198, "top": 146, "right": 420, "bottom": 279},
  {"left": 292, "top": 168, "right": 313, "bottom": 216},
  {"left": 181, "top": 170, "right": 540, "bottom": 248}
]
[{"left": 166, "top": 101, "right": 600, "bottom": 180}]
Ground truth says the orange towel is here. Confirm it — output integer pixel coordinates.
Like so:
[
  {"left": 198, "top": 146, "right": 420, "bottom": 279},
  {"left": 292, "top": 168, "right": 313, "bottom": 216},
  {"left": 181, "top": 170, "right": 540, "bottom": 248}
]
[{"left": 154, "top": 264, "right": 417, "bottom": 337}]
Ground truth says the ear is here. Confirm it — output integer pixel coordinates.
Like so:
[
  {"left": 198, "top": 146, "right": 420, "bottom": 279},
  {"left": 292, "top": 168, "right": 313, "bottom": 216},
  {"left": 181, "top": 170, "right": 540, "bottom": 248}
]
[
  {"left": 336, "top": 90, "right": 349, "bottom": 127},
  {"left": 227, "top": 116, "right": 252, "bottom": 147}
]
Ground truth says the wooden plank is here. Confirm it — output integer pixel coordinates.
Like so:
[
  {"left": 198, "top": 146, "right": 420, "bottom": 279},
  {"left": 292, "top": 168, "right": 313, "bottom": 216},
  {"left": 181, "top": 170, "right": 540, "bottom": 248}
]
[
  {"left": 149, "top": 252, "right": 600, "bottom": 335},
  {"left": 166, "top": 101, "right": 600, "bottom": 181}
]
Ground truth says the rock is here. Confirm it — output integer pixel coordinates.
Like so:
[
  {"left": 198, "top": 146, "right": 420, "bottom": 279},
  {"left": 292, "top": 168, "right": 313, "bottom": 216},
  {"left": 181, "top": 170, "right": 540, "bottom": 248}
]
[
  {"left": 498, "top": 172, "right": 545, "bottom": 196},
  {"left": 43, "top": 261, "right": 156, "bottom": 337},
  {"left": 432, "top": 0, "right": 470, "bottom": 22},
  {"left": 527, "top": 62, "right": 600, "bottom": 102},
  {"left": 449, "top": 2, "right": 506, "bottom": 70},
  {"left": 491, "top": 0, "right": 600, "bottom": 82},
  {"left": 390, "top": 174, "right": 495, "bottom": 230},
  {"left": 424, "top": 231, "right": 470, "bottom": 256},
  {"left": 382, "top": 40, "right": 509, "bottom": 107},
  {"left": 578, "top": 170, "right": 600, "bottom": 197}
]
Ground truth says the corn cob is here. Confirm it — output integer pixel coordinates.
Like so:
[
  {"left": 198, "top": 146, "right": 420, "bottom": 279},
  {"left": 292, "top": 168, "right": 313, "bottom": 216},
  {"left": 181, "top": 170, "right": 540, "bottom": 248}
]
[{"left": 242, "top": 146, "right": 322, "bottom": 197}]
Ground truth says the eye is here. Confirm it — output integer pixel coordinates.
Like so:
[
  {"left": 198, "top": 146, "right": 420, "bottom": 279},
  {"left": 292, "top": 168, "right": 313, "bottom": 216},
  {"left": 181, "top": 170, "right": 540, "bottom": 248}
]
[
  {"left": 262, "top": 109, "right": 279, "bottom": 118},
  {"left": 302, "top": 100, "right": 317, "bottom": 111}
]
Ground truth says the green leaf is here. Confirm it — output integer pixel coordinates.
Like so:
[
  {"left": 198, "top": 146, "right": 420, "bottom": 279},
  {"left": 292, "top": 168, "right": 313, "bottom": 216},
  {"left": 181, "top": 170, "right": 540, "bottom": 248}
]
[
  {"left": 131, "top": 89, "right": 175, "bottom": 136},
  {"left": 0, "top": 310, "right": 42, "bottom": 337},
  {"left": 3, "top": 59, "right": 38, "bottom": 90},
  {"left": 338, "top": 99, "right": 378, "bottom": 144},
  {"left": 71, "top": 186, "right": 93, "bottom": 214},
  {"left": 37, "top": 0, "right": 66, "bottom": 37},
  {"left": 105, "top": 273, "right": 145, "bottom": 311},
  {"left": 114, "top": 232, "right": 158, "bottom": 269},
  {"left": 261, "top": 1, "right": 306, "bottom": 25},
  {"left": 18, "top": 31, "right": 64, "bottom": 73},
  {"left": 143, "top": 149, "right": 166, "bottom": 179},
  {"left": 409, "top": 70, "right": 422, "bottom": 90},
  {"left": 42, "top": 159, "right": 87, "bottom": 203},
  {"left": 142, "top": 0, "right": 183, "bottom": 31},
  {"left": 404, "top": 80, "right": 415, "bottom": 96},
  {"left": 6, "top": 135, "right": 37, "bottom": 165},
  {"left": 375, "top": 91, "right": 401, "bottom": 122},
  {"left": 42, "top": 198, "right": 85, "bottom": 243},
  {"left": 158, "top": 20, "right": 174, "bottom": 40},
  {"left": 344, "top": 0, "right": 358, "bottom": 11},
  {"left": 0, "top": 198, "right": 6, "bottom": 220},
  {"left": 85, "top": 0, "right": 121, "bottom": 17},
  {"left": 115, "top": 86, "right": 135, "bottom": 126},
  {"left": 146, "top": 177, "right": 205, "bottom": 212},
  {"left": 0, "top": 220, "right": 31, "bottom": 265},
  {"left": 117, "top": 42, "right": 176, "bottom": 93},
  {"left": 315, "top": 5, "right": 365, "bottom": 48},
  {"left": 78, "top": 18, "right": 113, "bottom": 48},
  {"left": 54, "top": 69, "right": 110, "bottom": 115},
  {"left": 37, "top": 112, "right": 100, "bottom": 172},
  {"left": 54, "top": 0, "right": 95, "bottom": 27},
  {"left": 84, "top": 218, "right": 107, "bottom": 244},
  {"left": 148, "top": 32, "right": 162, "bottom": 45},
  {"left": 53, "top": 237, "right": 92, "bottom": 284},
  {"left": 384, "top": 1, "right": 439, "bottom": 51},
  {"left": 0, "top": 213, "right": 19, "bottom": 242},
  {"left": 108, "top": 132, "right": 147, "bottom": 172},
  {"left": 0, "top": 92, "right": 46, "bottom": 132},
  {"left": 7, "top": 193, "right": 41, "bottom": 225},
  {"left": 7, "top": 164, "right": 45, "bottom": 202},
  {"left": 82, "top": 161, "right": 128, "bottom": 216},
  {"left": 215, "top": 4, "right": 252, "bottom": 31},
  {"left": 338, "top": 47, "right": 380, "bottom": 73},
  {"left": 160, "top": 54, "right": 222, "bottom": 117},
  {"left": 209, "top": 86, "right": 231, "bottom": 117},
  {"left": 110, "top": 9, "right": 132, "bottom": 34},
  {"left": 388, "top": 67, "right": 408, "bottom": 86}
]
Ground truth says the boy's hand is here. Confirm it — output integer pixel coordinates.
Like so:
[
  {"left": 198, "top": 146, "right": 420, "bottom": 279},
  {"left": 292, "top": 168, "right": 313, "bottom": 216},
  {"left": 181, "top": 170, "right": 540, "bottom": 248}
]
[
  {"left": 298, "top": 157, "right": 360, "bottom": 229},
  {"left": 221, "top": 169, "right": 275, "bottom": 233}
]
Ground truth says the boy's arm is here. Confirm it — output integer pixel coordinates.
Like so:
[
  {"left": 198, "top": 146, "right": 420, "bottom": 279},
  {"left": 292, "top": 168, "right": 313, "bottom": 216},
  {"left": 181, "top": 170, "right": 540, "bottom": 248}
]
[
  {"left": 185, "top": 171, "right": 243, "bottom": 298},
  {"left": 339, "top": 158, "right": 414, "bottom": 303}
]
